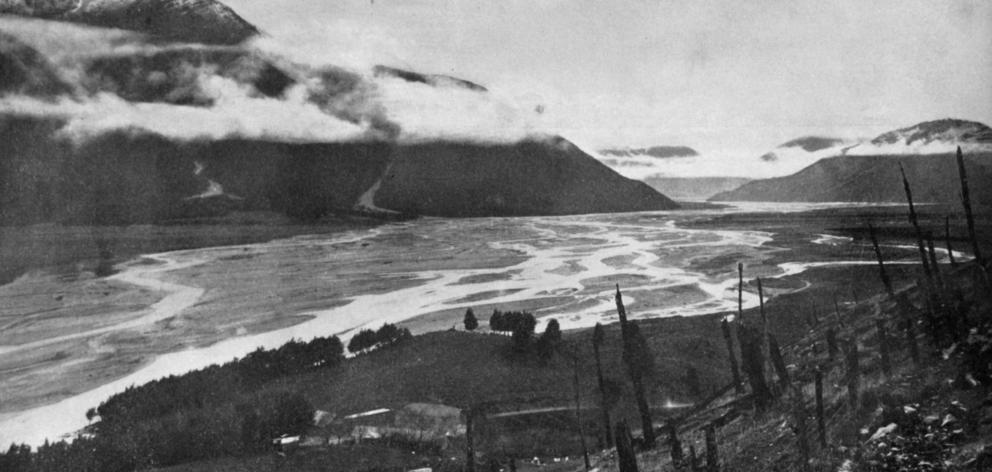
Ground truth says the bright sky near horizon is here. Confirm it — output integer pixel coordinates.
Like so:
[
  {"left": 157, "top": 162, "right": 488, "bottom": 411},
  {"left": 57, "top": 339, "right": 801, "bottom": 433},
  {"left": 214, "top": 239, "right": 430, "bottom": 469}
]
[{"left": 226, "top": 0, "right": 992, "bottom": 159}]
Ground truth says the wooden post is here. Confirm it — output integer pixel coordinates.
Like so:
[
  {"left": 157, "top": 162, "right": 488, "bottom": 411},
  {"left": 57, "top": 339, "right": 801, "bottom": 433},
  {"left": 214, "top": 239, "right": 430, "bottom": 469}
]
[
  {"left": 945, "top": 216, "right": 957, "bottom": 267},
  {"left": 705, "top": 425, "right": 719, "bottom": 472},
  {"left": 868, "top": 222, "right": 895, "bottom": 298},
  {"left": 876, "top": 319, "right": 891, "bottom": 376},
  {"left": 769, "top": 334, "right": 790, "bottom": 388},
  {"left": 572, "top": 355, "right": 591, "bottom": 471},
  {"left": 956, "top": 146, "right": 985, "bottom": 268},
  {"left": 899, "top": 163, "right": 934, "bottom": 287},
  {"left": 721, "top": 318, "right": 743, "bottom": 394},
  {"left": 615, "top": 420, "right": 639, "bottom": 472},
  {"left": 845, "top": 341, "right": 860, "bottom": 410},
  {"left": 814, "top": 368, "right": 826, "bottom": 448}
]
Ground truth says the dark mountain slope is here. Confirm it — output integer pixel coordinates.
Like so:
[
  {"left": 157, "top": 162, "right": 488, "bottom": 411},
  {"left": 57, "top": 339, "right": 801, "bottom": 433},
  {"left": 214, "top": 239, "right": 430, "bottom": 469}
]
[
  {"left": 375, "top": 138, "right": 678, "bottom": 216},
  {"left": 0, "top": 0, "right": 260, "bottom": 45},
  {"left": 710, "top": 152, "right": 992, "bottom": 208}
]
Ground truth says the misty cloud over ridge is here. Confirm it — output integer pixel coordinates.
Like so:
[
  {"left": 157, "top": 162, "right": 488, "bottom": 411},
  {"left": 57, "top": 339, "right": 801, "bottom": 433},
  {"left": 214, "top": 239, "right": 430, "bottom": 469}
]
[{"left": 0, "top": 16, "right": 544, "bottom": 146}]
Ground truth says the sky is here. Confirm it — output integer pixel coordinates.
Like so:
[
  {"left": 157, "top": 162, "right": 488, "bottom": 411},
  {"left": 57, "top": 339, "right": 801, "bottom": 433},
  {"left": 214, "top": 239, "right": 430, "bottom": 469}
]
[{"left": 226, "top": 0, "right": 992, "bottom": 159}]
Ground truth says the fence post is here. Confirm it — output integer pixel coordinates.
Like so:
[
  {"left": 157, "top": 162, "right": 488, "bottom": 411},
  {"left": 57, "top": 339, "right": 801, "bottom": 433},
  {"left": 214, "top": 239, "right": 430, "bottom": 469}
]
[{"left": 705, "top": 425, "right": 719, "bottom": 472}]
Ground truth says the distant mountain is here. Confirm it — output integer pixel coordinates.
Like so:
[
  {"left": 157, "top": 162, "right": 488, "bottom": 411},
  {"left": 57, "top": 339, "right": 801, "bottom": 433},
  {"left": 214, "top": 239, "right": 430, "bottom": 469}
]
[
  {"left": 0, "top": 0, "right": 260, "bottom": 44},
  {"left": 846, "top": 119, "right": 992, "bottom": 156},
  {"left": 713, "top": 119, "right": 992, "bottom": 205},
  {"left": 760, "top": 136, "right": 848, "bottom": 162},
  {"left": 598, "top": 146, "right": 699, "bottom": 159},
  {"left": 641, "top": 177, "right": 751, "bottom": 201},
  {"left": 0, "top": 10, "right": 678, "bottom": 225}
]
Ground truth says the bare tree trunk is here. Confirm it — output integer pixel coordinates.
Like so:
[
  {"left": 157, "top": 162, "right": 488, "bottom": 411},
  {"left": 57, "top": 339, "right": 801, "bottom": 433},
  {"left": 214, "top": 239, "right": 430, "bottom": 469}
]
[
  {"left": 705, "top": 425, "right": 719, "bottom": 472},
  {"left": 769, "top": 334, "right": 790, "bottom": 389},
  {"left": 904, "top": 314, "right": 921, "bottom": 366},
  {"left": 572, "top": 356, "right": 590, "bottom": 471},
  {"left": 814, "top": 368, "right": 826, "bottom": 448},
  {"left": 876, "top": 318, "right": 891, "bottom": 376},
  {"left": 739, "top": 324, "right": 772, "bottom": 411},
  {"left": 789, "top": 387, "right": 811, "bottom": 472},
  {"left": 689, "top": 444, "right": 700, "bottom": 472},
  {"left": 833, "top": 294, "right": 846, "bottom": 328},
  {"left": 592, "top": 332, "right": 613, "bottom": 448},
  {"left": 757, "top": 278, "right": 773, "bottom": 381},
  {"left": 945, "top": 216, "right": 957, "bottom": 267},
  {"left": 615, "top": 420, "right": 639, "bottom": 472},
  {"left": 615, "top": 286, "right": 656, "bottom": 449},
  {"left": 738, "top": 263, "right": 744, "bottom": 323},
  {"left": 826, "top": 328, "right": 838, "bottom": 361},
  {"left": 667, "top": 422, "right": 684, "bottom": 469},
  {"left": 899, "top": 164, "right": 935, "bottom": 290},
  {"left": 465, "top": 407, "right": 476, "bottom": 472},
  {"left": 869, "top": 222, "right": 895, "bottom": 297},
  {"left": 956, "top": 146, "right": 985, "bottom": 268},
  {"left": 721, "top": 318, "right": 743, "bottom": 395}
]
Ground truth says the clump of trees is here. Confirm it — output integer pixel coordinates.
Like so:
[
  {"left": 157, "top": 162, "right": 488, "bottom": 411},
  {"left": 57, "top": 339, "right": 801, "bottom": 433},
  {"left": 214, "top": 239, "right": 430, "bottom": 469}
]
[{"left": 347, "top": 323, "right": 413, "bottom": 353}]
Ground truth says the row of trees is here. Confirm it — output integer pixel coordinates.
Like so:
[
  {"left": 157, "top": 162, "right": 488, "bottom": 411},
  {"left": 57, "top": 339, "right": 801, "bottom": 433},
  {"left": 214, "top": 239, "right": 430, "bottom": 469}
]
[
  {"left": 347, "top": 323, "right": 413, "bottom": 353},
  {"left": 94, "top": 335, "right": 343, "bottom": 425}
]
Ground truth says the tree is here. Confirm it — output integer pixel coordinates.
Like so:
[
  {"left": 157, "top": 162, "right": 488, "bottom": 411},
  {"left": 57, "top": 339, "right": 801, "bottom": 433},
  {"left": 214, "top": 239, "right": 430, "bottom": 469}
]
[
  {"left": 464, "top": 308, "right": 479, "bottom": 331},
  {"left": 511, "top": 313, "right": 536, "bottom": 352},
  {"left": 616, "top": 285, "right": 656, "bottom": 448},
  {"left": 348, "top": 329, "right": 378, "bottom": 353},
  {"left": 592, "top": 323, "right": 614, "bottom": 448},
  {"left": 536, "top": 319, "right": 561, "bottom": 361}
]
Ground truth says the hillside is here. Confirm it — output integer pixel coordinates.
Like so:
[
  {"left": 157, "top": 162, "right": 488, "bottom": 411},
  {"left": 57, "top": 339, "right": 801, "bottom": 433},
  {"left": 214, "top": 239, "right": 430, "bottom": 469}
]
[
  {"left": 0, "top": 0, "right": 260, "bottom": 44},
  {"left": 0, "top": 7, "right": 678, "bottom": 225},
  {"left": 710, "top": 152, "right": 992, "bottom": 208}
]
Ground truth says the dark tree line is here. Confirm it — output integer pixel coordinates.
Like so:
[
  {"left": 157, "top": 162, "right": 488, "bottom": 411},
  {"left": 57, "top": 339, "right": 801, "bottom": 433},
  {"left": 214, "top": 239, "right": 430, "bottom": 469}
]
[{"left": 347, "top": 323, "right": 413, "bottom": 353}]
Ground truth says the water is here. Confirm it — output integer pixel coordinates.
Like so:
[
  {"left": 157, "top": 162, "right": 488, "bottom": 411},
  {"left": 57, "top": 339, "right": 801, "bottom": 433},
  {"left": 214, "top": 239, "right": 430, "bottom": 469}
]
[{"left": 0, "top": 203, "right": 951, "bottom": 446}]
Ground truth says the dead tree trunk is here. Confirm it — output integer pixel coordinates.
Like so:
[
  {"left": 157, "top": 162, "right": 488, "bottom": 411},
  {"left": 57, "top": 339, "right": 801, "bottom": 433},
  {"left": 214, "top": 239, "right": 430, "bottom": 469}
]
[
  {"left": 737, "top": 263, "right": 744, "bottom": 324},
  {"left": 592, "top": 324, "right": 613, "bottom": 449},
  {"left": 667, "top": 422, "right": 684, "bottom": 469},
  {"left": 705, "top": 425, "right": 719, "bottom": 472},
  {"left": 826, "top": 328, "right": 838, "bottom": 361},
  {"left": 845, "top": 341, "right": 860, "bottom": 410},
  {"left": 904, "top": 314, "right": 921, "bottom": 366},
  {"left": 616, "top": 286, "right": 656, "bottom": 449},
  {"left": 465, "top": 407, "right": 476, "bottom": 472},
  {"left": 956, "top": 146, "right": 985, "bottom": 268},
  {"left": 868, "top": 222, "right": 895, "bottom": 298},
  {"left": 757, "top": 278, "right": 773, "bottom": 380},
  {"left": 899, "top": 163, "right": 934, "bottom": 287},
  {"left": 945, "top": 216, "right": 957, "bottom": 267},
  {"left": 572, "top": 355, "right": 591, "bottom": 471},
  {"left": 721, "top": 318, "right": 743, "bottom": 394},
  {"left": 789, "top": 387, "right": 811, "bottom": 472},
  {"left": 833, "top": 295, "right": 846, "bottom": 328},
  {"left": 876, "top": 318, "right": 892, "bottom": 376},
  {"left": 739, "top": 324, "right": 772, "bottom": 411},
  {"left": 615, "top": 420, "right": 639, "bottom": 472},
  {"left": 769, "top": 334, "right": 790, "bottom": 389},
  {"left": 814, "top": 368, "right": 827, "bottom": 448},
  {"left": 689, "top": 444, "right": 700, "bottom": 472}
]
